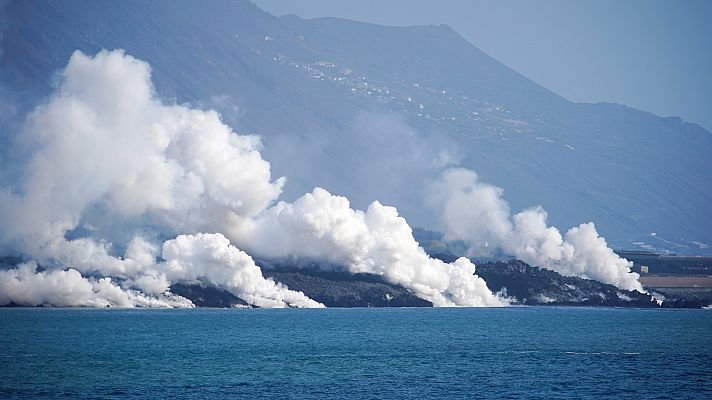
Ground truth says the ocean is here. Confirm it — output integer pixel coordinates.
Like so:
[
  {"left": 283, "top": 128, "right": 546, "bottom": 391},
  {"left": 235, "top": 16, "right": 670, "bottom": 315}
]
[{"left": 1, "top": 307, "right": 711, "bottom": 399}]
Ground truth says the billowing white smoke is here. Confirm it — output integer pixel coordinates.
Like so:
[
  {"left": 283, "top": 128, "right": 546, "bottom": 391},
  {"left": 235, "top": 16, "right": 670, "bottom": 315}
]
[
  {"left": 231, "top": 188, "right": 504, "bottom": 307},
  {"left": 428, "top": 168, "right": 643, "bottom": 292},
  {"left": 161, "top": 233, "right": 323, "bottom": 308},
  {"left": 0, "top": 49, "right": 311, "bottom": 307},
  {"left": 0, "top": 262, "right": 193, "bottom": 308},
  {"left": 0, "top": 49, "right": 505, "bottom": 307},
  {"left": 0, "top": 233, "right": 323, "bottom": 308},
  {"left": 0, "top": 49, "right": 283, "bottom": 248}
]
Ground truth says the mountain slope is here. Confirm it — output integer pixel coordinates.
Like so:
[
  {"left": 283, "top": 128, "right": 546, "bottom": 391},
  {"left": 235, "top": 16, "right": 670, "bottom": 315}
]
[{"left": 1, "top": 0, "right": 710, "bottom": 253}]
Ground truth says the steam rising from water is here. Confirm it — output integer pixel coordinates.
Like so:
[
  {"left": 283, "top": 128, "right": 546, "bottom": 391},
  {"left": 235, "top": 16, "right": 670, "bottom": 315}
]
[
  {"left": 0, "top": 262, "right": 193, "bottom": 308},
  {"left": 232, "top": 188, "right": 503, "bottom": 306},
  {"left": 428, "top": 168, "right": 643, "bottom": 292},
  {"left": 0, "top": 50, "right": 506, "bottom": 307},
  {"left": 0, "top": 49, "right": 641, "bottom": 307}
]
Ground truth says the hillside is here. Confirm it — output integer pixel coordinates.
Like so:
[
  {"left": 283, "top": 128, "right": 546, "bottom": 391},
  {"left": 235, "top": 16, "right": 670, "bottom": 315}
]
[
  {"left": 1, "top": 0, "right": 710, "bottom": 253},
  {"left": 167, "top": 259, "right": 710, "bottom": 308}
]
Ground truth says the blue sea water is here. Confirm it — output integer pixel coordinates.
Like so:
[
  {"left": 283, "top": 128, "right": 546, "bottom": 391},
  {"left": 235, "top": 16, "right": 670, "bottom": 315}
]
[{"left": 1, "top": 307, "right": 711, "bottom": 399}]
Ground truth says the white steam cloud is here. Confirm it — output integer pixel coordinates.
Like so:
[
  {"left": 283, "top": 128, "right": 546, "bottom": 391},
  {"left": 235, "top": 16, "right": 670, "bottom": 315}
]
[
  {"left": 231, "top": 188, "right": 504, "bottom": 307},
  {"left": 0, "top": 49, "right": 282, "bottom": 248},
  {"left": 0, "top": 49, "right": 505, "bottom": 307},
  {"left": 0, "top": 262, "right": 193, "bottom": 308},
  {"left": 428, "top": 168, "right": 643, "bottom": 292},
  {"left": 161, "top": 233, "right": 323, "bottom": 308},
  {"left": 0, "top": 49, "right": 312, "bottom": 307}
]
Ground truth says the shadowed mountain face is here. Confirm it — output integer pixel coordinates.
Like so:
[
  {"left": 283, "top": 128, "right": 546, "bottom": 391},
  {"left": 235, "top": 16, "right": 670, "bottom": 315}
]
[
  {"left": 2, "top": 0, "right": 710, "bottom": 253},
  {"left": 473, "top": 260, "right": 712, "bottom": 309},
  {"left": 474, "top": 261, "right": 657, "bottom": 307},
  {"left": 262, "top": 269, "right": 433, "bottom": 308},
  {"left": 171, "top": 261, "right": 708, "bottom": 309},
  {"left": 170, "top": 283, "right": 248, "bottom": 308}
]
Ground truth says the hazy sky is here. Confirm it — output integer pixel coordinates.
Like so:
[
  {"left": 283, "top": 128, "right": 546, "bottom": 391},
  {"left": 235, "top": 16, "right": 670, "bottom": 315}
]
[{"left": 254, "top": 0, "right": 712, "bottom": 131}]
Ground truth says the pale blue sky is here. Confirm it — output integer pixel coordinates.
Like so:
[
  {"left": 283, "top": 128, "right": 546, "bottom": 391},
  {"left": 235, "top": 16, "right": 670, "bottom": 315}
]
[{"left": 254, "top": 0, "right": 712, "bottom": 131}]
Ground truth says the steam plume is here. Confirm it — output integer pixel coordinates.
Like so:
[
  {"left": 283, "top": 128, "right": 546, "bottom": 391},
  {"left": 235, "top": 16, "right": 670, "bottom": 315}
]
[
  {"left": 0, "top": 50, "right": 311, "bottom": 307},
  {"left": 232, "top": 188, "right": 505, "bottom": 307},
  {"left": 162, "top": 233, "right": 323, "bottom": 308},
  {"left": 0, "top": 49, "right": 505, "bottom": 307},
  {"left": 428, "top": 168, "right": 643, "bottom": 292},
  {"left": 0, "top": 262, "right": 193, "bottom": 308}
]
